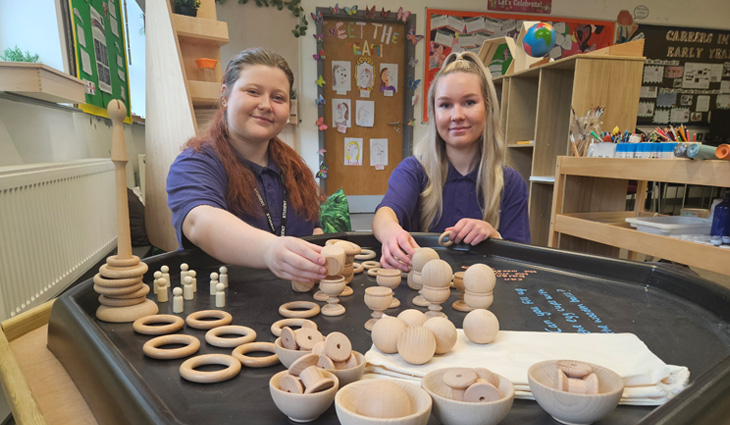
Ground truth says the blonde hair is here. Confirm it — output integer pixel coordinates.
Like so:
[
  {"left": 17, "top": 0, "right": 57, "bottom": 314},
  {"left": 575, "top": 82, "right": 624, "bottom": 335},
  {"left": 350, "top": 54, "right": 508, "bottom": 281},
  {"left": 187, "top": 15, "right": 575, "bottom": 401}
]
[{"left": 415, "top": 51, "right": 505, "bottom": 231}]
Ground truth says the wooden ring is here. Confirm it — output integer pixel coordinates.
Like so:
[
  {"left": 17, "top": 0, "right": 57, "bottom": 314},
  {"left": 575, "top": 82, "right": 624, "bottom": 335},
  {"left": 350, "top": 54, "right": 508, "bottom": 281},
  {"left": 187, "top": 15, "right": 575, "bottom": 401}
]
[
  {"left": 185, "top": 310, "right": 233, "bottom": 330},
  {"left": 93, "top": 281, "right": 143, "bottom": 296},
  {"left": 179, "top": 354, "right": 241, "bottom": 383},
  {"left": 354, "top": 249, "right": 376, "bottom": 260},
  {"left": 99, "top": 295, "right": 145, "bottom": 307},
  {"left": 439, "top": 231, "right": 454, "bottom": 247},
  {"left": 99, "top": 262, "right": 148, "bottom": 279},
  {"left": 93, "top": 274, "right": 143, "bottom": 288},
  {"left": 143, "top": 334, "right": 200, "bottom": 359},
  {"left": 278, "top": 301, "right": 320, "bottom": 318},
  {"left": 205, "top": 325, "right": 257, "bottom": 348},
  {"left": 352, "top": 263, "right": 364, "bottom": 274},
  {"left": 367, "top": 267, "right": 382, "bottom": 277},
  {"left": 133, "top": 314, "right": 184, "bottom": 335},
  {"left": 231, "top": 342, "right": 280, "bottom": 368},
  {"left": 270, "top": 318, "right": 318, "bottom": 337},
  {"left": 106, "top": 255, "right": 141, "bottom": 268},
  {"left": 361, "top": 260, "right": 380, "bottom": 269}
]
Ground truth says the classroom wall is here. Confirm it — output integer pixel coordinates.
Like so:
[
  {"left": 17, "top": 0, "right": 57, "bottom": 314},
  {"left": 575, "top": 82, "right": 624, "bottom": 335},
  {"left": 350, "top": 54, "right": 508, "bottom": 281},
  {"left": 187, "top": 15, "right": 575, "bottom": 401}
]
[{"left": 215, "top": 0, "right": 730, "bottom": 195}]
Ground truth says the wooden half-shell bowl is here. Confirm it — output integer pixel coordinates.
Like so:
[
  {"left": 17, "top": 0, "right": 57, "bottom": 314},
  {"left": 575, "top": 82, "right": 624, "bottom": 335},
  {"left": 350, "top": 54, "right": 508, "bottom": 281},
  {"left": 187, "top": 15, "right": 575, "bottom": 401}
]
[
  {"left": 269, "top": 369, "right": 339, "bottom": 423},
  {"left": 328, "top": 351, "right": 367, "bottom": 387},
  {"left": 274, "top": 337, "right": 311, "bottom": 368},
  {"left": 335, "top": 379, "right": 432, "bottom": 425},
  {"left": 528, "top": 360, "right": 624, "bottom": 425},
  {"left": 421, "top": 368, "right": 515, "bottom": 425}
]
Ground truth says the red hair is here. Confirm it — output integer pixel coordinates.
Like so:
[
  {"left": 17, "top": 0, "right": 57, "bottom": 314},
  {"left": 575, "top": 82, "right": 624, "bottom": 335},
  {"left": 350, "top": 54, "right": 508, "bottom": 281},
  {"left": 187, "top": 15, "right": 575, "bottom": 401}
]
[{"left": 185, "top": 107, "right": 322, "bottom": 221}]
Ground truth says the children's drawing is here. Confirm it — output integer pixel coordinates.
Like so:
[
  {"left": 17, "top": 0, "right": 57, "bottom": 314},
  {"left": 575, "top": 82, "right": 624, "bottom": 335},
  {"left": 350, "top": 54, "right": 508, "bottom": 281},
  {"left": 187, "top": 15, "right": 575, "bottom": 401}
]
[
  {"left": 356, "top": 56, "right": 375, "bottom": 97},
  {"left": 344, "top": 138, "right": 363, "bottom": 166},
  {"left": 356, "top": 100, "right": 375, "bottom": 128},
  {"left": 332, "top": 61, "right": 351, "bottom": 95},
  {"left": 379, "top": 64, "right": 398, "bottom": 96},
  {"left": 370, "top": 138, "right": 388, "bottom": 167}
]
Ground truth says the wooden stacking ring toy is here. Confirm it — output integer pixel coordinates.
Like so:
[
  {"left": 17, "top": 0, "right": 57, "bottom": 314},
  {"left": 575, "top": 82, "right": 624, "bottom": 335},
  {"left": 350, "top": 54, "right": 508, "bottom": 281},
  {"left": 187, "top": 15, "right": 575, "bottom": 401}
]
[
  {"left": 361, "top": 260, "right": 380, "bottom": 270},
  {"left": 438, "top": 231, "right": 454, "bottom": 247},
  {"left": 270, "top": 318, "right": 318, "bottom": 337},
  {"left": 232, "top": 342, "right": 280, "bottom": 368},
  {"left": 143, "top": 334, "right": 200, "bottom": 359},
  {"left": 354, "top": 249, "right": 376, "bottom": 260},
  {"left": 179, "top": 353, "right": 241, "bottom": 383},
  {"left": 100, "top": 295, "right": 145, "bottom": 308},
  {"left": 205, "top": 325, "right": 257, "bottom": 348},
  {"left": 352, "top": 262, "right": 365, "bottom": 274},
  {"left": 185, "top": 310, "right": 233, "bottom": 330},
  {"left": 367, "top": 267, "right": 382, "bottom": 277},
  {"left": 105, "top": 255, "right": 143, "bottom": 268},
  {"left": 133, "top": 314, "right": 184, "bottom": 335},
  {"left": 278, "top": 301, "right": 320, "bottom": 318}
]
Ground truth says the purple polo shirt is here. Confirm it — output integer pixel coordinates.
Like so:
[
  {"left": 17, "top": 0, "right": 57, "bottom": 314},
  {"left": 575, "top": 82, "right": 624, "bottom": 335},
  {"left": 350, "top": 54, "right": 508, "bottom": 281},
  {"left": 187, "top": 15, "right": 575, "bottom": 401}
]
[
  {"left": 377, "top": 156, "right": 530, "bottom": 244},
  {"left": 167, "top": 146, "right": 319, "bottom": 249}
]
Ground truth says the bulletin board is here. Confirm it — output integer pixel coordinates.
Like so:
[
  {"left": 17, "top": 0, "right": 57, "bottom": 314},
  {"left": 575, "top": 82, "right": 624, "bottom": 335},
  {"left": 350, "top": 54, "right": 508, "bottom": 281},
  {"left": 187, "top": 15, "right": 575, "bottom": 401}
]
[
  {"left": 424, "top": 9, "right": 615, "bottom": 121},
  {"left": 315, "top": 8, "right": 417, "bottom": 196},
  {"left": 632, "top": 24, "right": 730, "bottom": 127},
  {"left": 67, "top": 0, "right": 132, "bottom": 123}
]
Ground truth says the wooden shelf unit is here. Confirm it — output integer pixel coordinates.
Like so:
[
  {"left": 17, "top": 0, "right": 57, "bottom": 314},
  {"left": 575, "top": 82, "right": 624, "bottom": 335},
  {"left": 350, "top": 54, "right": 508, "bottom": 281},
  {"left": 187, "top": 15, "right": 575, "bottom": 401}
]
[
  {"left": 548, "top": 157, "right": 730, "bottom": 276},
  {"left": 492, "top": 54, "right": 646, "bottom": 246},
  {"left": 0, "top": 62, "right": 85, "bottom": 104}
]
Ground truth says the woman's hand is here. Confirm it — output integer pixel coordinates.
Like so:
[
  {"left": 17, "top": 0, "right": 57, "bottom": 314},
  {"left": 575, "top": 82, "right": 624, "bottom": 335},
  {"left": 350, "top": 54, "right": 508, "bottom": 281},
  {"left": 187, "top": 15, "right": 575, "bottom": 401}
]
[
  {"left": 263, "top": 237, "right": 327, "bottom": 282},
  {"left": 379, "top": 223, "right": 419, "bottom": 271},
  {"left": 446, "top": 218, "right": 501, "bottom": 246}
]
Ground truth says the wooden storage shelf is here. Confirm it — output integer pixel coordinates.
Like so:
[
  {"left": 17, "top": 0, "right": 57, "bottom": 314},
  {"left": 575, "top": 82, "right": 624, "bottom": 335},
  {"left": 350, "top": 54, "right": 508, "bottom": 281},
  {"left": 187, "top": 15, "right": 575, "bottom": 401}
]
[
  {"left": 173, "top": 14, "right": 229, "bottom": 46},
  {"left": 0, "top": 62, "right": 85, "bottom": 104},
  {"left": 188, "top": 80, "right": 220, "bottom": 106},
  {"left": 549, "top": 157, "right": 730, "bottom": 276},
  {"left": 490, "top": 52, "right": 646, "bottom": 246}
]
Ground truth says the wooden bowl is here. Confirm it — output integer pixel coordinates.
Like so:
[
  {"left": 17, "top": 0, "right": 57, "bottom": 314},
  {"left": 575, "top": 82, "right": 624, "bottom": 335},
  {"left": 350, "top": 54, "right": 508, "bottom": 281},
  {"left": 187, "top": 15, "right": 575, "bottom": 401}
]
[
  {"left": 328, "top": 351, "right": 367, "bottom": 386},
  {"left": 269, "top": 369, "right": 339, "bottom": 422},
  {"left": 421, "top": 367, "right": 514, "bottom": 425},
  {"left": 274, "top": 337, "right": 311, "bottom": 368},
  {"left": 528, "top": 360, "right": 624, "bottom": 425},
  {"left": 335, "top": 379, "right": 432, "bottom": 425}
]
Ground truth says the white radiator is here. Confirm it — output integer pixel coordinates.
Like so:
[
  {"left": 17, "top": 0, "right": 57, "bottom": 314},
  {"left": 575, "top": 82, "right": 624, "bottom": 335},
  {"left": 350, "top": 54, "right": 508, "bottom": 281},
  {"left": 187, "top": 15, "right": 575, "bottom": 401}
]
[{"left": 0, "top": 159, "right": 117, "bottom": 319}]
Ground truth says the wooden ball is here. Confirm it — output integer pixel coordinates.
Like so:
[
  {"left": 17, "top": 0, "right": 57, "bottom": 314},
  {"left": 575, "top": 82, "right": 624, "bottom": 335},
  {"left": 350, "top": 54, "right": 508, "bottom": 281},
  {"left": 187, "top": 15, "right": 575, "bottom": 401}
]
[
  {"left": 421, "top": 259, "right": 453, "bottom": 289},
  {"left": 411, "top": 247, "right": 440, "bottom": 272},
  {"left": 463, "top": 309, "right": 499, "bottom": 344},
  {"left": 355, "top": 380, "right": 411, "bottom": 419},
  {"left": 371, "top": 316, "right": 406, "bottom": 354},
  {"left": 396, "top": 309, "right": 427, "bottom": 327},
  {"left": 463, "top": 264, "right": 496, "bottom": 294},
  {"left": 423, "top": 317, "right": 457, "bottom": 354},
  {"left": 397, "top": 326, "right": 436, "bottom": 365}
]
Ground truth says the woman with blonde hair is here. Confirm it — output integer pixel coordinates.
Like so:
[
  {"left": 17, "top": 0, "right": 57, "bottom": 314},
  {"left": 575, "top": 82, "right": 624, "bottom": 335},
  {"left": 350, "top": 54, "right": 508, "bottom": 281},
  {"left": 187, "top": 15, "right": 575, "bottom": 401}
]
[
  {"left": 373, "top": 51, "right": 530, "bottom": 270},
  {"left": 167, "top": 48, "right": 326, "bottom": 283}
]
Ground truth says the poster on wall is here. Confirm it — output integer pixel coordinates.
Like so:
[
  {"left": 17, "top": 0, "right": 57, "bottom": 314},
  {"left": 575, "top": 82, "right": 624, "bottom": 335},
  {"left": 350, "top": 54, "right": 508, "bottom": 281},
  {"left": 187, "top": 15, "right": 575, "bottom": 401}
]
[
  {"left": 632, "top": 24, "right": 730, "bottom": 126},
  {"left": 68, "top": 0, "right": 132, "bottom": 123},
  {"left": 424, "top": 9, "right": 615, "bottom": 121}
]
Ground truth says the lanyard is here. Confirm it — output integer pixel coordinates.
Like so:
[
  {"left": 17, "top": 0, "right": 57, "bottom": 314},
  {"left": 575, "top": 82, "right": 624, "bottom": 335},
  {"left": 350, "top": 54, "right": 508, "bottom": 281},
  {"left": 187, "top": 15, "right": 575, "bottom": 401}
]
[{"left": 253, "top": 185, "right": 287, "bottom": 236}]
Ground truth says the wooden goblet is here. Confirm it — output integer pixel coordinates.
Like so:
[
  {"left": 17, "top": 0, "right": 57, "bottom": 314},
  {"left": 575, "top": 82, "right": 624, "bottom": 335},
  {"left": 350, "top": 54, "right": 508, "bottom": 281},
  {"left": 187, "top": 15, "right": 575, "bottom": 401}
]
[
  {"left": 376, "top": 268, "right": 402, "bottom": 308},
  {"left": 319, "top": 275, "right": 346, "bottom": 317},
  {"left": 363, "top": 286, "right": 393, "bottom": 331}
]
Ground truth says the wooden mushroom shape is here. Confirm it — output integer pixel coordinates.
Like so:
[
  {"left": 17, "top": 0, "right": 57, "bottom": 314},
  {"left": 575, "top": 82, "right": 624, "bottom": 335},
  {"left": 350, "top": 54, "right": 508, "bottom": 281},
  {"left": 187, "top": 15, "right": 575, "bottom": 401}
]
[
  {"left": 410, "top": 247, "right": 440, "bottom": 307},
  {"left": 420, "top": 259, "right": 453, "bottom": 319},
  {"left": 463, "top": 264, "right": 497, "bottom": 310}
]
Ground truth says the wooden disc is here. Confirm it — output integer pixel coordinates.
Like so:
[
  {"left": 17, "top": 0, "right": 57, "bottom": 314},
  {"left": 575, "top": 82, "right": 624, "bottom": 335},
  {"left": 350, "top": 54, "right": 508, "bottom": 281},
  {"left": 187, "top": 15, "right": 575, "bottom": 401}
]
[
  {"left": 231, "top": 342, "right": 279, "bottom": 368},
  {"left": 317, "top": 354, "right": 335, "bottom": 370},
  {"left": 288, "top": 352, "right": 320, "bottom": 376},
  {"left": 300, "top": 366, "right": 336, "bottom": 394},
  {"left": 96, "top": 299, "right": 158, "bottom": 323},
  {"left": 143, "top": 334, "right": 200, "bottom": 359},
  {"left": 185, "top": 310, "right": 233, "bottom": 330},
  {"left": 133, "top": 314, "right": 184, "bottom": 335},
  {"left": 557, "top": 360, "right": 593, "bottom": 378},
  {"left": 179, "top": 354, "right": 241, "bottom": 383},
  {"left": 205, "top": 325, "right": 257, "bottom": 348},
  {"left": 464, "top": 381, "right": 501, "bottom": 403},
  {"left": 442, "top": 368, "right": 477, "bottom": 390},
  {"left": 280, "top": 326, "right": 298, "bottom": 350},
  {"left": 279, "top": 373, "right": 304, "bottom": 394},
  {"left": 295, "top": 327, "right": 324, "bottom": 351},
  {"left": 324, "top": 332, "right": 352, "bottom": 362}
]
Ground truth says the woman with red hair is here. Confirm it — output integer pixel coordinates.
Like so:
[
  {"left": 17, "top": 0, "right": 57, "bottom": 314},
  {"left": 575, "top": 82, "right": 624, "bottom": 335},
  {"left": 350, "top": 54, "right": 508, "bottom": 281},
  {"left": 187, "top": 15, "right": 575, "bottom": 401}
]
[{"left": 167, "top": 48, "right": 326, "bottom": 283}]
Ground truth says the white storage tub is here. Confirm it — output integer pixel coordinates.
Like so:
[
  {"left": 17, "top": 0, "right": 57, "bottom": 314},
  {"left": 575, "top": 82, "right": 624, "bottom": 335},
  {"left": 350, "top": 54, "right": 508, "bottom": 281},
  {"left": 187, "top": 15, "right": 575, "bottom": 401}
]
[{"left": 625, "top": 216, "right": 712, "bottom": 236}]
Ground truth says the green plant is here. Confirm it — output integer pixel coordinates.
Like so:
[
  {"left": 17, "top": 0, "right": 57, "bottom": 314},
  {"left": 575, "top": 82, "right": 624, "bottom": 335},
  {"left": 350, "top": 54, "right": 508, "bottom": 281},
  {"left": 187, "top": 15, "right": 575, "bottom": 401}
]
[
  {"left": 1, "top": 46, "right": 40, "bottom": 63},
  {"left": 175, "top": 0, "right": 201, "bottom": 9},
  {"left": 216, "top": 0, "right": 307, "bottom": 37}
]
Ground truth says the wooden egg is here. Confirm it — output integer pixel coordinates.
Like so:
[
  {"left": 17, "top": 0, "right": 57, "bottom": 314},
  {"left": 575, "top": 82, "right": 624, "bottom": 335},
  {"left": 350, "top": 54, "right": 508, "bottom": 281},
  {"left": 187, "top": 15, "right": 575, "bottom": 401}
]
[
  {"left": 463, "top": 264, "right": 496, "bottom": 294},
  {"left": 463, "top": 309, "right": 499, "bottom": 344},
  {"left": 355, "top": 380, "right": 412, "bottom": 419},
  {"left": 321, "top": 244, "right": 346, "bottom": 276},
  {"left": 411, "top": 247, "right": 440, "bottom": 272},
  {"left": 371, "top": 316, "right": 406, "bottom": 354},
  {"left": 423, "top": 317, "right": 457, "bottom": 354},
  {"left": 397, "top": 326, "right": 436, "bottom": 365},
  {"left": 421, "top": 259, "right": 453, "bottom": 289},
  {"left": 396, "top": 309, "right": 427, "bottom": 327}
]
